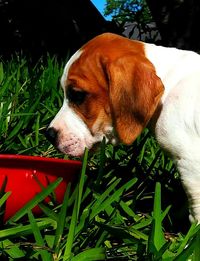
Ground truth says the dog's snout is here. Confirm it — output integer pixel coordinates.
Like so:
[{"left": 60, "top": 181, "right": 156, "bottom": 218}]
[{"left": 45, "top": 127, "right": 58, "bottom": 145}]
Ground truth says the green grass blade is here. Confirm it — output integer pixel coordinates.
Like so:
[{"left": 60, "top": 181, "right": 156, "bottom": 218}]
[
  {"left": 91, "top": 178, "right": 121, "bottom": 215},
  {"left": 75, "top": 206, "right": 91, "bottom": 236},
  {"left": 0, "top": 75, "right": 13, "bottom": 97},
  {"left": 34, "top": 113, "right": 40, "bottom": 146},
  {"left": 7, "top": 120, "right": 24, "bottom": 140},
  {"left": 129, "top": 227, "right": 148, "bottom": 241},
  {"left": 63, "top": 194, "right": 78, "bottom": 261},
  {"left": 95, "top": 138, "right": 106, "bottom": 189},
  {"left": 62, "top": 150, "right": 88, "bottom": 261},
  {"left": 53, "top": 183, "right": 71, "bottom": 254},
  {"left": 153, "top": 182, "right": 166, "bottom": 248},
  {"left": 71, "top": 247, "right": 105, "bottom": 261},
  {"left": 1, "top": 239, "right": 25, "bottom": 259},
  {"left": 174, "top": 232, "right": 199, "bottom": 261},
  {"left": 132, "top": 218, "right": 152, "bottom": 230},
  {"left": 0, "top": 191, "right": 11, "bottom": 207},
  {"left": 28, "top": 210, "right": 51, "bottom": 261},
  {"left": 90, "top": 177, "right": 137, "bottom": 220},
  {"left": 0, "top": 218, "right": 56, "bottom": 240},
  {"left": 120, "top": 200, "right": 141, "bottom": 222},
  {"left": 77, "top": 148, "right": 88, "bottom": 220},
  {"left": 7, "top": 177, "right": 63, "bottom": 223},
  {"left": 148, "top": 182, "right": 166, "bottom": 255},
  {"left": 38, "top": 202, "right": 58, "bottom": 221},
  {"left": 193, "top": 230, "right": 200, "bottom": 261},
  {"left": 161, "top": 205, "right": 172, "bottom": 222},
  {"left": 0, "top": 62, "right": 4, "bottom": 84},
  {"left": 176, "top": 223, "right": 200, "bottom": 256},
  {"left": 96, "top": 222, "right": 138, "bottom": 242}
]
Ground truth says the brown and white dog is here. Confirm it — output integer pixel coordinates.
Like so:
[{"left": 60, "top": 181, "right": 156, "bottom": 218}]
[{"left": 46, "top": 33, "right": 200, "bottom": 221}]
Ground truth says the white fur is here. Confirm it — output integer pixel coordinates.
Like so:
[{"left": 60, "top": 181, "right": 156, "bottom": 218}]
[
  {"left": 60, "top": 50, "right": 83, "bottom": 89},
  {"left": 145, "top": 43, "right": 200, "bottom": 221}
]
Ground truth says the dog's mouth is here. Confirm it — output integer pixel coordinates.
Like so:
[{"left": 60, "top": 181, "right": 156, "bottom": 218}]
[
  {"left": 55, "top": 131, "right": 98, "bottom": 157},
  {"left": 57, "top": 139, "right": 89, "bottom": 157},
  {"left": 58, "top": 138, "right": 105, "bottom": 157},
  {"left": 58, "top": 145, "right": 85, "bottom": 157},
  {"left": 51, "top": 126, "right": 118, "bottom": 157}
]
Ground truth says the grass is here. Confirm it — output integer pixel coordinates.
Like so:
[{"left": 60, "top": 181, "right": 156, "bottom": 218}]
[{"left": 0, "top": 55, "right": 200, "bottom": 260}]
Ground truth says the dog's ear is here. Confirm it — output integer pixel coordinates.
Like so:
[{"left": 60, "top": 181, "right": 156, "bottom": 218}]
[{"left": 107, "top": 55, "right": 164, "bottom": 144}]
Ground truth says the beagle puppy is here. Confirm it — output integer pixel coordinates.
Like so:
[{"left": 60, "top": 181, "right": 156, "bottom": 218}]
[{"left": 46, "top": 33, "right": 200, "bottom": 221}]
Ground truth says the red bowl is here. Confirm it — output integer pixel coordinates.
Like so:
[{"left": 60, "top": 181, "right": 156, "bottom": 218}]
[{"left": 0, "top": 154, "right": 82, "bottom": 221}]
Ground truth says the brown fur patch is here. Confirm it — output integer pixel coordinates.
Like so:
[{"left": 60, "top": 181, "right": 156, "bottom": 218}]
[{"left": 65, "top": 33, "right": 164, "bottom": 143}]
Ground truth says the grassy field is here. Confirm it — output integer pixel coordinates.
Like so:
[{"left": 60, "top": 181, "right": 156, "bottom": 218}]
[{"left": 0, "top": 55, "right": 200, "bottom": 260}]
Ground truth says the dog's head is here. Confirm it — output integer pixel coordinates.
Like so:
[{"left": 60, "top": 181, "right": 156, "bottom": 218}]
[{"left": 46, "top": 33, "right": 164, "bottom": 157}]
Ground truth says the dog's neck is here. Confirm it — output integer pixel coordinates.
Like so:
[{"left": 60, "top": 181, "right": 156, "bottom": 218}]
[{"left": 145, "top": 43, "right": 200, "bottom": 103}]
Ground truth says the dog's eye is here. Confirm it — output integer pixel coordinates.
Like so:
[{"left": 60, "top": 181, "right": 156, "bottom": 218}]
[{"left": 66, "top": 86, "right": 87, "bottom": 105}]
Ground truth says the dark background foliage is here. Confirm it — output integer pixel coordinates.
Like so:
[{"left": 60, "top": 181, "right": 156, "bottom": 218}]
[
  {"left": 0, "top": 0, "right": 119, "bottom": 59},
  {"left": 1, "top": 0, "right": 200, "bottom": 60},
  {"left": 146, "top": 0, "right": 200, "bottom": 51}
]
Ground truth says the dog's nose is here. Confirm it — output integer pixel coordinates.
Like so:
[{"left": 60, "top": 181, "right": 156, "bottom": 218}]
[{"left": 45, "top": 127, "right": 58, "bottom": 145}]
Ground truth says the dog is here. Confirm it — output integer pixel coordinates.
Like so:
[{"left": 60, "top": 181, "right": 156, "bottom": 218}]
[{"left": 46, "top": 33, "right": 200, "bottom": 222}]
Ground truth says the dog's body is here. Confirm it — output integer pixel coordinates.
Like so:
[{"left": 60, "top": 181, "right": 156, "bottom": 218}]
[{"left": 47, "top": 33, "right": 200, "bottom": 221}]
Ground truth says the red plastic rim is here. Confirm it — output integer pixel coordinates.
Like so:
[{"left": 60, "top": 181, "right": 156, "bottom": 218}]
[{"left": 0, "top": 154, "right": 82, "bottom": 221}]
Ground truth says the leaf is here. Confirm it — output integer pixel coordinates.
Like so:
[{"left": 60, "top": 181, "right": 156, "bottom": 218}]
[
  {"left": 174, "top": 231, "right": 200, "bottom": 261},
  {"left": 91, "top": 178, "right": 121, "bottom": 217},
  {"left": 63, "top": 193, "right": 78, "bottom": 261},
  {"left": 148, "top": 182, "right": 166, "bottom": 255},
  {"left": 71, "top": 247, "right": 105, "bottom": 261},
  {"left": 63, "top": 149, "right": 88, "bottom": 261},
  {"left": 38, "top": 202, "right": 58, "bottom": 221},
  {"left": 175, "top": 223, "right": 200, "bottom": 256},
  {"left": 96, "top": 222, "right": 138, "bottom": 242},
  {"left": 0, "top": 191, "right": 11, "bottom": 207},
  {"left": 1, "top": 239, "right": 25, "bottom": 259},
  {"left": 193, "top": 230, "right": 200, "bottom": 261},
  {"left": 95, "top": 137, "right": 106, "bottom": 189},
  {"left": 120, "top": 200, "right": 141, "bottom": 222},
  {"left": 90, "top": 177, "right": 137, "bottom": 220},
  {"left": 28, "top": 211, "right": 51, "bottom": 261},
  {"left": 77, "top": 148, "right": 88, "bottom": 220},
  {"left": 0, "top": 218, "right": 56, "bottom": 240},
  {"left": 0, "top": 62, "right": 4, "bottom": 84},
  {"left": 53, "top": 183, "right": 71, "bottom": 254}
]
